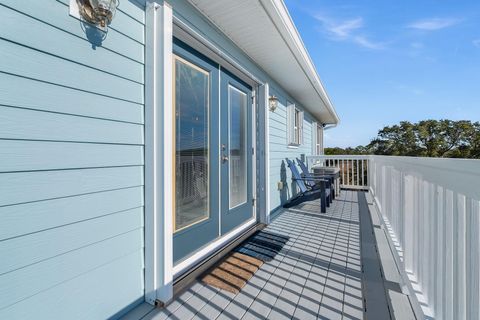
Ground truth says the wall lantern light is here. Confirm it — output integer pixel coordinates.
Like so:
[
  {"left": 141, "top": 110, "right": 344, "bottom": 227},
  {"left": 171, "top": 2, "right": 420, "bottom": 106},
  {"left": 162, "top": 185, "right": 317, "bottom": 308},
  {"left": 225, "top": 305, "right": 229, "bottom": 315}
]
[
  {"left": 77, "top": 0, "right": 118, "bottom": 28},
  {"left": 269, "top": 95, "right": 279, "bottom": 112}
]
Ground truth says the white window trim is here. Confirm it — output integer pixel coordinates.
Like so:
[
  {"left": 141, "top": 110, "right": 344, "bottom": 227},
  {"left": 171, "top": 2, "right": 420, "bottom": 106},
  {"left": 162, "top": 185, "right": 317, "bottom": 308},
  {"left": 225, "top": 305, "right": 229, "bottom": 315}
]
[
  {"left": 311, "top": 121, "right": 324, "bottom": 155},
  {"left": 316, "top": 124, "right": 324, "bottom": 155},
  {"left": 287, "top": 102, "right": 303, "bottom": 146}
]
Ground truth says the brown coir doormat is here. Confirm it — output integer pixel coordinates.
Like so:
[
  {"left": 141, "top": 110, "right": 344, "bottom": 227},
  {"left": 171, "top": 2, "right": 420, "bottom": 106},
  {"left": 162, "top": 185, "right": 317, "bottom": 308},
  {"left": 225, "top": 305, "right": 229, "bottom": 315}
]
[{"left": 201, "top": 252, "right": 263, "bottom": 294}]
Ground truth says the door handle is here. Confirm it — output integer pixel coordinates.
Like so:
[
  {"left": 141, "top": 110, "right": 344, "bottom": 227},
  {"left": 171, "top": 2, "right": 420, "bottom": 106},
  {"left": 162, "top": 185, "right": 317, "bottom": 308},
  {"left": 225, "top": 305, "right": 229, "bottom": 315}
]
[{"left": 222, "top": 154, "right": 229, "bottom": 163}]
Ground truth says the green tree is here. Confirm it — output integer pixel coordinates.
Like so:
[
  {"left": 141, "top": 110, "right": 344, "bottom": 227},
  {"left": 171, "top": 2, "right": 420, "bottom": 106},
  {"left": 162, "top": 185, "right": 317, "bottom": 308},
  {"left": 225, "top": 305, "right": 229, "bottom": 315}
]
[
  {"left": 465, "top": 122, "right": 480, "bottom": 158},
  {"left": 325, "top": 145, "right": 370, "bottom": 155},
  {"left": 367, "top": 121, "right": 419, "bottom": 156},
  {"left": 366, "top": 120, "right": 480, "bottom": 158},
  {"left": 327, "top": 120, "right": 480, "bottom": 158}
]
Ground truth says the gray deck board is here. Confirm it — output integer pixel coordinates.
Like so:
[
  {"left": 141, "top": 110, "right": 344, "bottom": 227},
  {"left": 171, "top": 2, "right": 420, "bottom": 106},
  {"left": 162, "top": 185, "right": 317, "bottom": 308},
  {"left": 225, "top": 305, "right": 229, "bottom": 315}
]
[
  {"left": 122, "top": 190, "right": 417, "bottom": 320},
  {"left": 240, "top": 213, "right": 313, "bottom": 320},
  {"left": 358, "top": 192, "right": 392, "bottom": 319},
  {"left": 120, "top": 303, "right": 155, "bottom": 320},
  {"left": 369, "top": 205, "right": 417, "bottom": 320}
]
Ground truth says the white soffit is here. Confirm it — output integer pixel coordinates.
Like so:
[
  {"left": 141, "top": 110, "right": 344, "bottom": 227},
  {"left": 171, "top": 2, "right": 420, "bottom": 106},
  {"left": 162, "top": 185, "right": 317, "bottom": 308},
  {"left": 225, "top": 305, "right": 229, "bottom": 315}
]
[{"left": 188, "top": 0, "right": 339, "bottom": 125}]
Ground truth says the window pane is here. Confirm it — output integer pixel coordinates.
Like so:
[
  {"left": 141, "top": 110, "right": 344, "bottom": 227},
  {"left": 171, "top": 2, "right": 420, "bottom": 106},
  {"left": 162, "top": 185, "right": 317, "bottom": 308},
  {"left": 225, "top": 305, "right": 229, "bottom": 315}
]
[
  {"left": 317, "top": 126, "right": 322, "bottom": 154},
  {"left": 174, "top": 56, "right": 209, "bottom": 232},
  {"left": 229, "top": 85, "right": 248, "bottom": 208},
  {"left": 294, "top": 109, "right": 300, "bottom": 144}
]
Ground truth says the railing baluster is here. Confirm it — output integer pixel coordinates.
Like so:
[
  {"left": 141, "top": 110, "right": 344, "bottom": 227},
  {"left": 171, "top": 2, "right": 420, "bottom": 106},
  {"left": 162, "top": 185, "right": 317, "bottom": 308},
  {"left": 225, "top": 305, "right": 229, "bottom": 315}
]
[
  {"left": 305, "top": 155, "right": 372, "bottom": 190},
  {"left": 352, "top": 159, "right": 354, "bottom": 187},
  {"left": 351, "top": 160, "right": 353, "bottom": 187},
  {"left": 347, "top": 160, "right": 350, "bottom": 187},
  {"left": 355, "top": 159, "right": 358, "bottom": 186},
  {"left": 350, "top": 159, "right": 353, "bottom": 187},
  {"left": 361, "top": 160, "right": 364, "bottom": 186},
  {"left": 349, "top": 160, "right": 352, "bottom": 187},
  {"left": 356, "top": 159, "right": 359, "bottom": 186},
  {"left": 352, "top": 160, "right": 355, "bottom": 187}
]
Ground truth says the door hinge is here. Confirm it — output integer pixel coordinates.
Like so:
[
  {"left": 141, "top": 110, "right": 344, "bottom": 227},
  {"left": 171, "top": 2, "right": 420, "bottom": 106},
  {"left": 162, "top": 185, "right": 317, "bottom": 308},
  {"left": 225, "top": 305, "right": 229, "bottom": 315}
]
[
  {"left": 252, "top": 147, "right": 255, "bottom": 155},
  {"left": 252, "top": 198, "right": 256, "bottom": 206}
]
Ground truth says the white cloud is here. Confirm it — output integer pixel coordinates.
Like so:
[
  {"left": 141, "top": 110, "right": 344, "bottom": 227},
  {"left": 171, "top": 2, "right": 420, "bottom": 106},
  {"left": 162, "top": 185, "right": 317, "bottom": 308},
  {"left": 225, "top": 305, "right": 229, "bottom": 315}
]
[
  {"left": 353, "top": 36, "right": 385, "bottom": 50},
  {"left": 473, "top": 39, "right": 480, "bottom": 48},
  {"left": 314, "top": 14, "right": 385, "bottom": 49},
  {"left": 329, "top": 18, "right": 363, "bottom": 38},
  {"left": 314, "top": 15, "right": 363, "bottom": 39},
  {"left": 407, "top": 18, "right": 460, "bottom": 31}
]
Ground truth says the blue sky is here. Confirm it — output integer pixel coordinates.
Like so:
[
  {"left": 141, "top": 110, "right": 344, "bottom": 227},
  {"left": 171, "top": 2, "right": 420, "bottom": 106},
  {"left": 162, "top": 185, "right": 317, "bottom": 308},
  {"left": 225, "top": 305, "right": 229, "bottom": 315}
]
[{"left": 284, "top": 0, "right": 480, "bottom": 148}]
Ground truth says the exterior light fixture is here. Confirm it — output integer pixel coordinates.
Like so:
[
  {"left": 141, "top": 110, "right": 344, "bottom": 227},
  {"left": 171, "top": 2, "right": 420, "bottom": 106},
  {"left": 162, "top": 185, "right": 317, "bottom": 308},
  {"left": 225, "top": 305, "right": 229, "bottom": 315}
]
[
  {"left": 269, "top": 95, "right": 279, "bottom": 112},
  {"left": 77, "top": 0, "right": 118, "bottom": 29}
]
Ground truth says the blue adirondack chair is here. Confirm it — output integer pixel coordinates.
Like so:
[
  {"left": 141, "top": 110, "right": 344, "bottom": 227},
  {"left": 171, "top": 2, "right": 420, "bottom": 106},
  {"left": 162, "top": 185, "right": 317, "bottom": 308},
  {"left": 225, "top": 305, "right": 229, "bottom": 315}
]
[
  {"left": 296, "top": 157, "right": 335, "bottom": 201},
  {"left": 283, "top": 158, "right": 331, "bottom": 213}
]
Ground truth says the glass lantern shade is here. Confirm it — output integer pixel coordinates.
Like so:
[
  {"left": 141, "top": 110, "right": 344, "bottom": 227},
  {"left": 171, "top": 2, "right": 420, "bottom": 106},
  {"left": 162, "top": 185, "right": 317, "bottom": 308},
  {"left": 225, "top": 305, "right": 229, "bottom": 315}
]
[
  {"left": 269, "top": 96, "right": 279, "bottom": 111},
  {"left": 87, "top": 0, "right": 118, "bottom": 27}
]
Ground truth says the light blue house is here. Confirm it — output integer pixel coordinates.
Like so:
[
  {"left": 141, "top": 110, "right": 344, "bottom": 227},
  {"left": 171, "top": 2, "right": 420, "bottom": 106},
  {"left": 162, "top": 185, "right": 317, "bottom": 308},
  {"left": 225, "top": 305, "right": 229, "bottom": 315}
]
[{"left": 0, "top": 0, "right": 339, "bottom": 319}]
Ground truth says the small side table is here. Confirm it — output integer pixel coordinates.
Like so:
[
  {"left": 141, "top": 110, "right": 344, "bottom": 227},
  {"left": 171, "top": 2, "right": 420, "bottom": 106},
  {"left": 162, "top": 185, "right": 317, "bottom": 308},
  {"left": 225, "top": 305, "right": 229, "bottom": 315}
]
[{"left": 311, "top": 166, "right": 341, "bottom": 197}]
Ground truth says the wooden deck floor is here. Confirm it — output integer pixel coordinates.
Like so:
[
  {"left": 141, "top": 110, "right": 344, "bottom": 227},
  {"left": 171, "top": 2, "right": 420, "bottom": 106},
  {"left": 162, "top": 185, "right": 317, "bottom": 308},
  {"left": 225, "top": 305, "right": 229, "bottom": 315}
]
[{"left": 123, "top": 190, "right": 395, "bottom": 320}]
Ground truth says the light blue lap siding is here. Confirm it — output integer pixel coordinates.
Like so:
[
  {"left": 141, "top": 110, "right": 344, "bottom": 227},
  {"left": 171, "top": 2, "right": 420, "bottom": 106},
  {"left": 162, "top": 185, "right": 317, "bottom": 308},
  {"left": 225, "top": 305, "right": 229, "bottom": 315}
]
[
  {"left": 0, "top": 1, "right": 145, "bottom": 319},
  {"left": 268, "top": 90, "right": 315, "bottom": 212},
  {"left": 1, "top": 0, "right": 144, "bottom": 63}
]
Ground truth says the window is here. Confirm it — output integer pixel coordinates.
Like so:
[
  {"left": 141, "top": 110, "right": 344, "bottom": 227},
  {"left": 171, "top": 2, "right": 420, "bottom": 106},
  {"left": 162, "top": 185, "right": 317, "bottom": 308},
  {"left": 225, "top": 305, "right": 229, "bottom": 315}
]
[
  {"left": 316, "top": 124, "right": 323, "bottom": 155},
  {"left": 287, "top": 102, "right": 303, "bottom": 145},
  {"left": 312, "top": 122, "right": 324, "bottom": 155},
  {"left": 228, "top": 85, "right": 248, "bottom": 208},
  {"left": 173, "top": 54, "right": 210, "bottom": 232}
]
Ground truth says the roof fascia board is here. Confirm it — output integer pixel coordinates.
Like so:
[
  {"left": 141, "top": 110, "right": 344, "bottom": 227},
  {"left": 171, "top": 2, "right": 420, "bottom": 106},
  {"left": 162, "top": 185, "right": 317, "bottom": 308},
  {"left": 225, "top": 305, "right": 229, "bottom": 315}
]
[{"left": 260, "top": 0, "right": 339, "bottom": 124}]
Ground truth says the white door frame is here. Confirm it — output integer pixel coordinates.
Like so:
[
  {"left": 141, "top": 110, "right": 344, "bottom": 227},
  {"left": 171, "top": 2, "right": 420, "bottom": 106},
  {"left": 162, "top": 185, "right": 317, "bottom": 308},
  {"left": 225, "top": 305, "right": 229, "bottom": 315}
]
[
  {"left": 144, "top": 0, "right": 270, "bottom": 305},
  {"left": 259, "top": 83, "right": 270, "bottom": 224}
]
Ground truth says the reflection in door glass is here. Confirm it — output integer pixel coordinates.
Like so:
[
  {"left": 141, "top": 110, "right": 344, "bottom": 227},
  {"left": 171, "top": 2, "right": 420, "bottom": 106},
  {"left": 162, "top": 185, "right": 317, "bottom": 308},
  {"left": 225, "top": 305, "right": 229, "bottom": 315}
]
[
  {"left": 174, "top": 56, "right": 209, "bottom": 232},
  {"left": 229, "top": 85, "right": 248, "bottom": 208}
]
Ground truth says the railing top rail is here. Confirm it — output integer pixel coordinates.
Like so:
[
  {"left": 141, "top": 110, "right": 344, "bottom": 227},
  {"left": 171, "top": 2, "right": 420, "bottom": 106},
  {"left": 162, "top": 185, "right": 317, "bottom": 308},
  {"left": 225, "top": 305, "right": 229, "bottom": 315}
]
[
  {"left": 307, "top": 154, "right": 480, "bottom": 199},
  {"left": 369, "top": 155, "right": 480, "bottom": 176},
  {"left": 307, "top": 155, "right": 371, "bottom": 160},
  {"left": 308, "top": 154, "right": 480, "bottom": 175}
]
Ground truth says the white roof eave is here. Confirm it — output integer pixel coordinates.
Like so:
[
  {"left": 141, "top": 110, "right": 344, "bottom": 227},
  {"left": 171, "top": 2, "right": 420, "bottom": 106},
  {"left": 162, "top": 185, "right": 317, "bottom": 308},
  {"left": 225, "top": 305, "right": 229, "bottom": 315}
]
[{"left": 188, "top": 0, "right": 340, "bottom": 125}]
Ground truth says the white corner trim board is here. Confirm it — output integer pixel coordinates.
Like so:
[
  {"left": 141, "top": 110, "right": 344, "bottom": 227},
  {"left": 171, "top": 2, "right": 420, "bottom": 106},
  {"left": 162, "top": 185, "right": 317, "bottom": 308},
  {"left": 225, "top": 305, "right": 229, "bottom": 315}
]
[
  {"left": 264, "top": 83, "right": 271, "bottom": 223},
  {"left": 144, "top": 0, "right": 174, "bottom": 305}
]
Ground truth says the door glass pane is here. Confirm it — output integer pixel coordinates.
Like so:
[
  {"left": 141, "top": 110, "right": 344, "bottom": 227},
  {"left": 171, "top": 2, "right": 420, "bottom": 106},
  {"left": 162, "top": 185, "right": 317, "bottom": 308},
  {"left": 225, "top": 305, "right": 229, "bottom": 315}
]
[
  {"left": 174, "top": 56, "right": 209, "bottom": 232},
  {"left": 229, "top": 85, "right": 248, "bottom": 208}
]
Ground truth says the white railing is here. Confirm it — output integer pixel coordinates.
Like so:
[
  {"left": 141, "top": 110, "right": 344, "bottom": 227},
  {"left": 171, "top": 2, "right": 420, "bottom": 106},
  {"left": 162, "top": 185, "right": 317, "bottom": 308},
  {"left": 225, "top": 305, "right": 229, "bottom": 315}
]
[
  {"left": 369, "top": 155, "right": 480, "bottom": 320},
  {"left": 307, "top": 155, "right": 370, "bottom": 190},
  {"left": 307, "top": 154, "right": 480, "bottom": 319}
]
